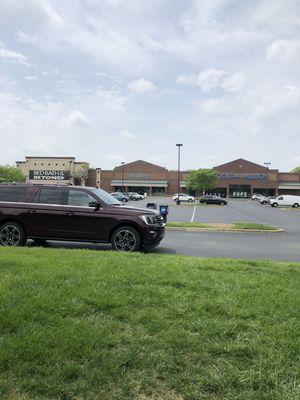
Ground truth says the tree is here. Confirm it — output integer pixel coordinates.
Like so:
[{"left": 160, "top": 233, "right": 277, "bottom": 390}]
[
  {"left": 0, "top": 165, "right": 26, "bottom": 183},
  {"left": 185, "top": 169, "right": 218, "bottom": 197},
  {"left": 291, "top": 166, "right": 300, "bottom": 173},
  {"left": 72, "top": 163, "right": 89, "bottom": 186}
]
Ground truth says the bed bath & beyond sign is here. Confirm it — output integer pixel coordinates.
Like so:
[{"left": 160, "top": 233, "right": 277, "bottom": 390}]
[{"left": 29, "top": 170, "right": 70, "bottom": 180}]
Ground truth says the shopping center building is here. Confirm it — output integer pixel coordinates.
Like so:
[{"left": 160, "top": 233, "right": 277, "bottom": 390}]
[
  {"left": 16, "top": 157, "right": 300, "bottom": 197},
  {"left": 16, "top": 156, "right": 89, "bottom": 185},
  {"left": 87, "top": 158, "right": 300, "bottom": 198}
]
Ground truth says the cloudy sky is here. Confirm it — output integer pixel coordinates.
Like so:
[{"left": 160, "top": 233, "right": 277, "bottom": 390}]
[{"left": 0, "top": 0, "right": 299, "bottom": 171}]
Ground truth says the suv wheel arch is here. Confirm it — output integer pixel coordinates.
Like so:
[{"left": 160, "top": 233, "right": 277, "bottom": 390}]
[
  {"left": 109, "top": 221, "right": 142, "bottom": 243},
  {"left": 111, "top": 225, "right": 142, "bottom": 251},
  {"left": 0, "top": 221, "right": 27, "bottom": 247}
]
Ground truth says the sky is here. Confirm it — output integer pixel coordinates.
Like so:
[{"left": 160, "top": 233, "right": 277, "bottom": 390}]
[{"left": 0, "top": 0, "right": 299, "bottom": 171}]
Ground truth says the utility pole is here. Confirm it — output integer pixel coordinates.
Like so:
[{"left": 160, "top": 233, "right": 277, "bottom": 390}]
[
  {"left": 176, "top": 144, "right": 183, "bottom": 205},
  {"left": 264, "top": 162, "right": 271, "bottom": 196},
  {"left": 121, "top": 162, "right": 125, "bottom": 193}
]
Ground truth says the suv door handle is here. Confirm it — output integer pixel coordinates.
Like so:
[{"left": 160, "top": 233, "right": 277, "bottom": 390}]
[
  {"left": 65, "top": 211, "right": 74, "bottom": 216},
  {"left": 28, "top": 209, "right": 37, "bottom": 214}
]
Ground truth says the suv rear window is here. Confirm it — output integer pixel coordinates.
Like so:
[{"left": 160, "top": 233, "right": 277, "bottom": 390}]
[
  {"left": 0, "top": 187, "right": 26, "bottom": 202},
  {"left": 32, "top": 188, "right": 65, "bottom": 205}
]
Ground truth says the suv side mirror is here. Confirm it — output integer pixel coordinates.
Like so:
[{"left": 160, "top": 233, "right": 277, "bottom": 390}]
[{"left": 89, "top": 201, "right": 101, "bottom": 210}]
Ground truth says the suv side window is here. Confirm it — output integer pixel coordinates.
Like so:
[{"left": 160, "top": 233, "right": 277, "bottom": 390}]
[
  {"left": 68, "top": 190, "right": 96, "bottom": 207},
  {"left": 32, "top": 188, "right": 65, "bottom": 205},
  {"left": 278, "top": 196, "right": 283, "bottom": 200},
  {"left": 0, "top": 187, "right": 26, "bottom": 202}
]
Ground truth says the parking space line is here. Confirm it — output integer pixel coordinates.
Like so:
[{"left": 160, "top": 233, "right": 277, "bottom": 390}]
[{"left": 191, "top": 206, "right": 196, "bottom": 222}]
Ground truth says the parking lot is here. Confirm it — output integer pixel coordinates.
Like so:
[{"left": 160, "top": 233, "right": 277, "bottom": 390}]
[
  {"left": 27, "top": 196, "right": 300, "bottom": 262},
  {"left": 129, "top": 196, "right": 300, "bottom": 233}
]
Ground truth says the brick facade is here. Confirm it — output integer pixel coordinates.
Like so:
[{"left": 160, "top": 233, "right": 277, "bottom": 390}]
[
  {"left": 17, "top": 157, "right": 300, "bottom": 197},
  {"left": 86, "top": 158, "right": 300, "bottom": 197}
]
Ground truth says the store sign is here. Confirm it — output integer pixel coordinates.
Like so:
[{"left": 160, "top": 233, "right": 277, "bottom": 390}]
[
  {"left": 29, "top": 170, "right": 70, "bottom": 181},
  {"left": 218, "top": 173, "right": 268, "bottom": 181},
  {"left": 128, "top": 172, "right": 151, "bottom": 180}
]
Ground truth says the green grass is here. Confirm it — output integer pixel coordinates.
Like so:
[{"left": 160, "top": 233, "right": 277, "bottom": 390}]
[
  {"left": 233, "top": 222, "right": 278, "bottom": 231},
  {"left": 167, "top": 221, "right": 278, "bottom": 231},
  {"left": 0, "top": 248, "right": 299, "bottom": 400}
]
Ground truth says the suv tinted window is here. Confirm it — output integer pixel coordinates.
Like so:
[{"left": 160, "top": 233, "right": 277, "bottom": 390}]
[
  {"left": 32, "top": 188, "right": 65, "bottom": 205},
  {"left": 0, "top": 187, "right": 26, "bottom": 202},
  {"left": 68, "top": 190, "right": 95, "bottom": 207}
]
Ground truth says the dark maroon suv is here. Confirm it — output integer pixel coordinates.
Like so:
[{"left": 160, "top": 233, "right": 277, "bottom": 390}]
[{"left": 0, "top": 184, "right": 165, "bottom": 251}]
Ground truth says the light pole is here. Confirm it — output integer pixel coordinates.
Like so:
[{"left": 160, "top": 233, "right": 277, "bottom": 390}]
[
  {"left": 176, "top": 144, "right": 183, "bottom": 205},
  {"left": 264, "top": 162, "right": 271, "bottom": 196},
  {"left": 121, "top": 162, "right": 125, "bottom": 193}
]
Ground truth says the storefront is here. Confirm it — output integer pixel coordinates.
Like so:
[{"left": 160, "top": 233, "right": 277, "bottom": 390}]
[
  {"left": 16, "top": 156, "right": 88, "bottom": 185},
  {"left": 17, "top": 157, "right": 300, "bottom": 197},
  {"left": 97, "top": 160, "right": 170, "bottom": 195}
]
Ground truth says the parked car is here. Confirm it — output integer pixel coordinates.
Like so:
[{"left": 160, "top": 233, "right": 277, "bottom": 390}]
[
  {"left": 110, "top": 192, "right": 129, "bottom": 202},
  {"left": 199, "top": 195, "right": 227, "bottom": 205},
  {"left": 0, "top": 184, "right": 165, "bottom": 251},
  {"left": 259, "top": 196, "right": 276, "bottom": 205},
  {"left": 126, "top": 192, "right": 144, "bottom": 201},
  {"left": 269, "top": 195, "right": 300, "bottom": 208},
  {"left": 252, "top": 193, "right": 265, "bottom": 200},
  {"left": 172, "top": 193, "right": 195, "bottom": 202}
]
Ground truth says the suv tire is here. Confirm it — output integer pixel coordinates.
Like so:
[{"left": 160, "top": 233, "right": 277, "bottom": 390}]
[
  {"left": 111, "top": 226, "right": 141, "bottom": 252},
  {"left": 0, "top": 222, "right": 27, "bottom": 247},
  {"left": 188, "top": 198, "right": 193, "bottom": 202},
  {"left": 272, "top": 202, "right": 278, "bottom": 207},
  {"left": 293, "top": 203, "right": 299, "bottom": 208}
]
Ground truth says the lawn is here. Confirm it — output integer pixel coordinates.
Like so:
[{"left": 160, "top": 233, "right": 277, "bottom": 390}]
[
  {"left": 167, "top": 221, "right": 279, "bottom": 231},
  {"left": 0, "top": 248, "right": 299, "bottom": 400}
]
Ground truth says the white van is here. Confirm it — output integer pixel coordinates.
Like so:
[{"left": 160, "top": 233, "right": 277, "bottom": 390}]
[{"left": 269, "top": 195, "right": 300, "bottom": 208}]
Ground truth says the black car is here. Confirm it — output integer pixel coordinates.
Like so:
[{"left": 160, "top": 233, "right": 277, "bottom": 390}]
[{"left": 199, "top": 195, "right": 227, "bottom": 205}]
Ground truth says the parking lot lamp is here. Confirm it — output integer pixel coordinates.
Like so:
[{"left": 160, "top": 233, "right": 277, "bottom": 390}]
[
  {"left": 264, "top": 162, "right": 271, "bottom": 196},
  {"left": 121, "top": 162, "right": 125, "bottom": 193},
  {"left": 176, "top": 144, "right": 183, "bottom": 205}
]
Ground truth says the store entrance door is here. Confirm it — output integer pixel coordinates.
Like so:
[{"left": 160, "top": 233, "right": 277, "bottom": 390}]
[{"left": 229, "top": 185, "right": 251, "bottom": 198}]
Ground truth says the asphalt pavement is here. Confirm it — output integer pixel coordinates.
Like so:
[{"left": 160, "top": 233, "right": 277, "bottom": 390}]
[{"left": 27, "top": 198, "right": 300, "bottom": 262}]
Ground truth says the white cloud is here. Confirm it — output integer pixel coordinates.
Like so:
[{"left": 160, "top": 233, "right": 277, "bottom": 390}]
[
  {"left": 65, "top": 110, "right": 90, "bottom": 128},
  {"left": 0, "top": 0, "right": 63, "bottom": 30},
  {"left": 128, "top": 78, "right": 157, "bottom": 93},
  {"left": 26, "top": 75, "right": 38, "bottom": 81},
  {"left": 267, "top": 39, "right": 300, "bottom": 63},
  {"left": 177, "top": 69, "right": 245, "bottom": 93},
  {"left": 0, "top": 1, "right": 299, "bottom": 170},
  {"left": 221, "top": 73, "right": 246, "bottom": 93},
  {"left": 177, "top": 69, "right": 225, "bottom": 92},
  {"left": 0, "top": 47, "right": 31, "bottom": 67},
  {"left": 176, "top": 74, "right": 197, "bottom": 85},
  {"left": 197, "top": 68, "right": 224, "bottom": 92}
]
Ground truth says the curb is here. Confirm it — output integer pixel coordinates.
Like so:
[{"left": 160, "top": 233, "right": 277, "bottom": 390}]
[{"left": 166, "top": 227, "right": 283, "bottom": 234}]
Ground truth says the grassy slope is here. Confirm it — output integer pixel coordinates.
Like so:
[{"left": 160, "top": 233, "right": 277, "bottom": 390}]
[
  {"left": 0, "top": 248, "right": 299, "bottom": 400},
  {"left": 167, "top": 221, "right": 278, "bottom": 230}
]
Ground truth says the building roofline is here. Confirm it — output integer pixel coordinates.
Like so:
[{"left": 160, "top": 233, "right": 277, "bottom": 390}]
[{"left": 25, "top": 156, "right": 76, "bottom": 159}]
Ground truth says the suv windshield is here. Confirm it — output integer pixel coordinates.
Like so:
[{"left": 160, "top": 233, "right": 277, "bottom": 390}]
[{"left": 89, "top": 188, "right": 121, "bottom": 205}]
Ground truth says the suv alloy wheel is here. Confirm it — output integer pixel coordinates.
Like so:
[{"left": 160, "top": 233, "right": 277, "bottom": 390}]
[
  {"left": 0, "top": 222, "right": 27, "bottom": 247},
  {"left": 111, "top": 226, "right": 141, "bottom": 252}
]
